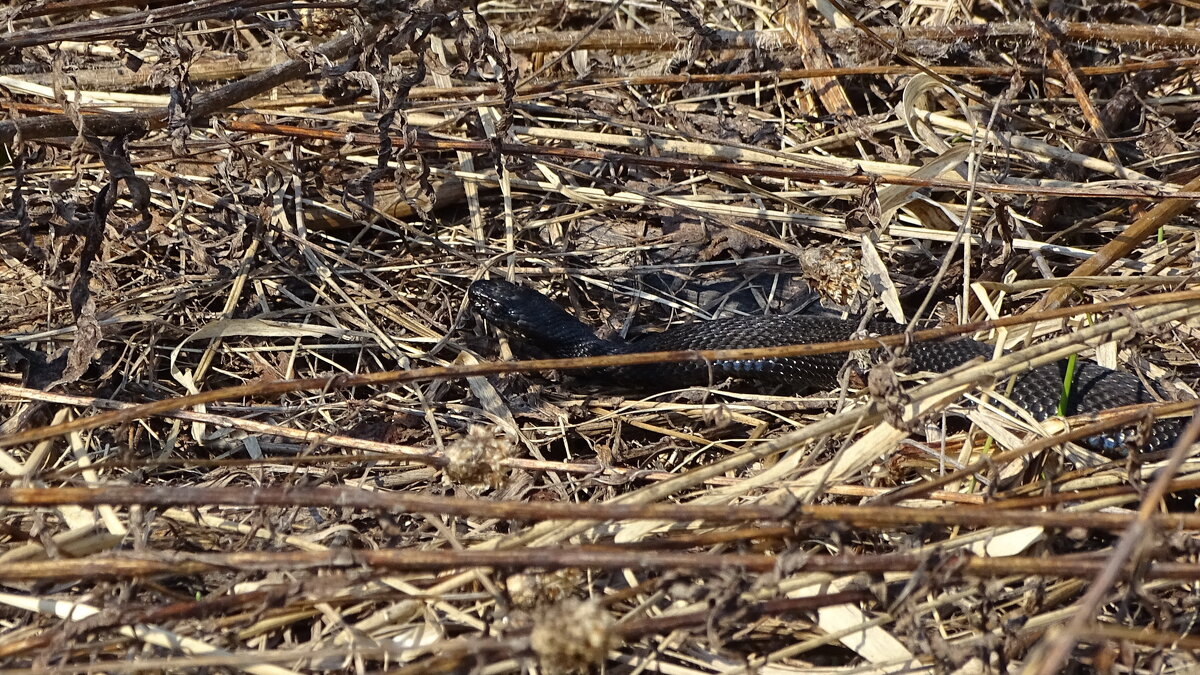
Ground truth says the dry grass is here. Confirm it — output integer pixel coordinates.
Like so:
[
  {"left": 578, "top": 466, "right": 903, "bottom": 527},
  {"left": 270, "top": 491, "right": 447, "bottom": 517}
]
[{"left": 2, "top": 0, "right": 1200, "bottom": 672}]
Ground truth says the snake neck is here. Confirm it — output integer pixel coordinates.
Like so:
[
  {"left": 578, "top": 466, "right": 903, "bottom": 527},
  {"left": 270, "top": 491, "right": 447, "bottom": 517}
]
[{"left": 527, "top": 317, "right": 626, "bottom": 359}]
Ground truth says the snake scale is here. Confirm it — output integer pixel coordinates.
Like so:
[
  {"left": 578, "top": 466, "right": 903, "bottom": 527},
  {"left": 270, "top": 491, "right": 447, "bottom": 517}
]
[{"left": 468, "top": 279, "right": 1185, "bottom": 456}]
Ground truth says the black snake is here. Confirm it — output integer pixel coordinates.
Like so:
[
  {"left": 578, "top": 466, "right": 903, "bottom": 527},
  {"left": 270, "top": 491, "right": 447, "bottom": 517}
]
[{"left": 468, "top": 279, "right": 1184, "bottom": 456}]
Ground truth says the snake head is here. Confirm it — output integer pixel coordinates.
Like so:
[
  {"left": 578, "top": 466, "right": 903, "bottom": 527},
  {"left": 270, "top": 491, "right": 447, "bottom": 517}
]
[
  {"left": 468, "top": 279, "right": 556, "bottom": 337},
  {"left": 468, "top": 279, "right": 605, "bottom": 358}
]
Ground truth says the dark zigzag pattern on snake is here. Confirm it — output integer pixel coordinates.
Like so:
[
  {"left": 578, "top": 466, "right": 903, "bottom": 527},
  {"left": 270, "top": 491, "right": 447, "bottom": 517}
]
[{"left": 468, "top": 279, "right": 1185, "bottom": 456}]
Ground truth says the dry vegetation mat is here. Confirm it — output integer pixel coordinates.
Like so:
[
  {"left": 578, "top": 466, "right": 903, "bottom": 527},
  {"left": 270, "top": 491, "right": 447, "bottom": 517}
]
[{"left": 2, "top": 0, "right": 1200, "bottom": 672}]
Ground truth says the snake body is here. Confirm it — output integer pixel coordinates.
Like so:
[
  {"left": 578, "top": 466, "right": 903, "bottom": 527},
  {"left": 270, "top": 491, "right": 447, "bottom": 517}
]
[{"left": 468, "top": 279, "right": 1183, "bottom": 456}]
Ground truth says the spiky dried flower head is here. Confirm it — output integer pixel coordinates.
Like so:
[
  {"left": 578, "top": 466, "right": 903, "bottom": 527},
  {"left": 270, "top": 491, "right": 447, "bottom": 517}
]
[
  {"left": 506, "top": 570, "right": 584, "bottom": 609},
  {"left": 443, "top": 426, "right": 513, "bottom": 487},
  {"left": 298, "top": 7, "right": 347, "bottom": 35},
  {"left": 529, "top": 598, "right": 619, "bottom": 674},
  {"left": 798, "top": 245, "right": 867, "bottom": 310}
]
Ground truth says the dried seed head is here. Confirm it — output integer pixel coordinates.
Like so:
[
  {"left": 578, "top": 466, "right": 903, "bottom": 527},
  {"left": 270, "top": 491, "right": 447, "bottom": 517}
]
[
  {"left": 506, "top": 570, "right": 584, "bottom": 609},
  {"left": 443, "top": 426, "right": 513, "bottom": 487},
  {"left": 529, "top": 598, "right": 619, "bottom": 674},
  {"left": 299, "top": 8, "right": 347, "bottom": 35},
  {"left": 799, "top": 245, "right": 866, "bottom": 309}
]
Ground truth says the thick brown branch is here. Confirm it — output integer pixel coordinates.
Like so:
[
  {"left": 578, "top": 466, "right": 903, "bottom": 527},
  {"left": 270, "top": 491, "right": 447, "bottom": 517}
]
[
  {"left": 1, "top": 291, "right": 1197, "bottom": 449},
  {"left": 4, "top": 485, "right": 1200, "bottom": 531},
  {"left": 2, "top": 547, "right": 1200, "bottom": 583}
]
